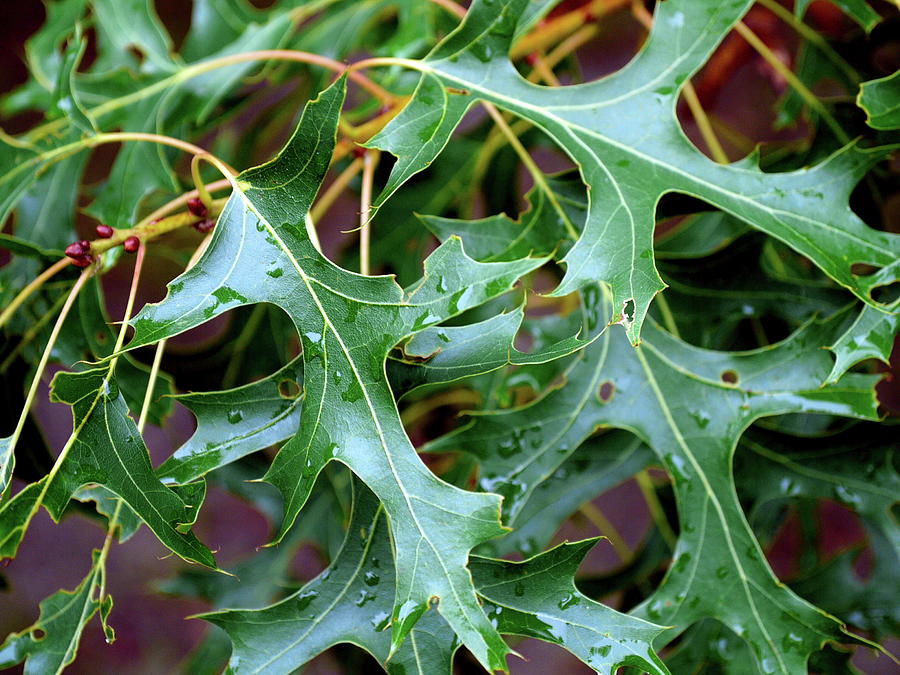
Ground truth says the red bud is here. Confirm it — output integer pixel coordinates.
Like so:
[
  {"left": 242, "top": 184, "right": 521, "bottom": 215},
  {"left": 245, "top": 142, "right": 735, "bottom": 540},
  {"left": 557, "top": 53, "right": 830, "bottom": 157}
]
[
  {"left": 187, "top": 197, "right": 208, "bottom": 218},
  {"left": 65, "top": 240, "right": 90, "bottom": 258},
  {"left": 123, "top": 236, "right": 140, "bottom": 253},
  {"left": 70, "top": 254, "right": 94, "bottom": 268},
  {"left": 95, "top": 224, "right": 114, "bottom": 238}
]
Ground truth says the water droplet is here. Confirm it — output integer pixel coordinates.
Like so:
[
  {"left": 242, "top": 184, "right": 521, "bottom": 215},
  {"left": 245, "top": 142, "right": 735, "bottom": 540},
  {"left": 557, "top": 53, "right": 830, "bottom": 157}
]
[
  {"left": 295, "top": 590, "right": 317, "bottom": 611},
  {"left": 355, "top": 589, "right": 376, "bottom": 607},
  {"left": 688, "top": 409, "right": 711, "bottom": 429},
  {"left": 371, "top": 611, "right": 390, "bottom": 630},
  {"left": 557, "top": 592, "right": 578, "bottom": 610}
]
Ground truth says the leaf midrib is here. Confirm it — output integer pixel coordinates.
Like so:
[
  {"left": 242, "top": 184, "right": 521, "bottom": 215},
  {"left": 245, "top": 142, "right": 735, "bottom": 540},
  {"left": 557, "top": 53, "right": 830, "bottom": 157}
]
[
  {"left": 633, "top": 346, "right": 787, "bottom": 673},
  {"left": 238, "top": 190, "right": 490, "bottom": 649},
  {"left": 421, "top": 65, "right": 892, "bottom": 265}
]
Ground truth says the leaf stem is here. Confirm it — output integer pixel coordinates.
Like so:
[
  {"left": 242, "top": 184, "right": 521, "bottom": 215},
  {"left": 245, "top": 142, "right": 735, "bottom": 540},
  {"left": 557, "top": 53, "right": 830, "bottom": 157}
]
[
  {"left": 631, "top": 0, "right": 728, "bottom": 164},
  {"left": 579, "top": 500, "right": 633, "bottom": 563},
  {"left": 653, "top": 293, "right": 680, "bottom": 339},
  {"left": 0, "top": 257, "right": 72, "bottom": 330},
  {"left": 20, "top": 245, "right": 146, "bottom": 538},
  {"left": 635, "top": 469, "right": 677, "bottom": 551},
  {"left": 21, "top": 49, "right": 396, "bottom": 144},
  {"left": 425, "top": 0, "right": 466, "bottom": 19},
  {"left": 754, "top": 0, "right": 859, "bottom": 85},
  {"left": 191, "top": 155, "right": 216, "bottom": 209},
  {"left": 2, "top": 269, "right": 91, "bottom": 492},
  {"left": 310, "top": 156, "right": 364, "bottom": 223},
  {"left": 0, "top": 287, "right": 72, "bottom": 373},
  {"left": 1, "top": 133, "right": 231, "bottom": 228},
  {"left": 510, "top": 0, "right": 630, "bottom": 61},
  {"left": 733, "top": 21, "right": 850, "bottom": 145},
  {"left": 137, "top": 341, "right": 167, "bottom": 433},
  {"left": 482, "top": 102, "right": 579, "bottom": 241},
  {"left": 359, "top": 150, "right": 379, "bottom": 275}
]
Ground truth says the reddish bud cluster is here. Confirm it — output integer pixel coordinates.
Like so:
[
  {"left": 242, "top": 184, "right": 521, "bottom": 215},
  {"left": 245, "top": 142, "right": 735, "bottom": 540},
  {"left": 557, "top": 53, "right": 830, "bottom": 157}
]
[
  {"left": 525, "top": 52, "right": 539, "bottom": 66},
  {"left": 123, "top": 236, "right": 140, "bottom": 253},
  {"left": 193, "top": 219, "right": 215, "bottom": 233},
  {"left": 352, "top": 145, "right": 367, "bottom": 159},
  {"left": 187, "top": 197, "right": 208, "bottom": 218},
  {"left": 95, "top": 224, "right": 114, "bottom": 238},
  {"left": 64, "top": 240, "right": 94, "bottom": 267}
]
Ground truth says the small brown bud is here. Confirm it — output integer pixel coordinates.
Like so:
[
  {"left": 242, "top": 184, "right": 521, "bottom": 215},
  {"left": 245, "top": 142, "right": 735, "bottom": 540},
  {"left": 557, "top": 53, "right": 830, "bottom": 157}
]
[
  {"left": 95, "top": 224, "right": 114, "bottom": 238},
  {"left": 123, "top": 236, "right": 140, "bottom": 253},
  {"left": 352, "top": 145, "right": 367, "bottom": 159}
]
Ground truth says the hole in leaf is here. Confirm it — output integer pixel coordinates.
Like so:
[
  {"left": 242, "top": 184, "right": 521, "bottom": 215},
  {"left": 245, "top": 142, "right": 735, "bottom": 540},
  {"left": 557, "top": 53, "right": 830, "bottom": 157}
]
[
  {"left": 31, "top": 629, "right": 46, "bottom": 641},
  {"left": 277, "top": 379, "right": 301, "bottom": 400},
  {"left": 598, "top": 380, "right": 615, "bottom": 402},
  {"left": 720, "top": 370, "right": 739, "bottom": 385},
  {"left": 154, "top": 0, "right": 192, "bottom": 50},
  {"left": 622, "top": 299, "right": 635, "bottom": 323},
  {"left": 850, "top": 262, "right": 878, "bottom": 276},
  {"left": 126, "top": 46, "right": 145, "bottom": 65},
  {"left": 871, "top": 280, "right": 900, "bottom": 304}
]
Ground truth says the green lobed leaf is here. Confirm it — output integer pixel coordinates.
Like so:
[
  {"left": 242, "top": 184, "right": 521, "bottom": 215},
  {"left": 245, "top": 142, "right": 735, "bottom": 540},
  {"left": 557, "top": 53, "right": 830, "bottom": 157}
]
[
  {"left": 156, "top": 357, "right": 304, "bottom": 484},
  {"left": 49, "top": 24, "right": 96, "bottom": 134},
  {"left": 205, "top": 480, "right": 670, "bottom": 675},
  {"left": 0, "top": 549, "right": 112, "bottom": 675},
  {"left": 482, "top": 431, "right": 655, "bottom": 558},
  {"left": 126, "top": 76, "right": 552, "bottom": 670},
  {"left": 370, "top": 0, "right": 900, "bottom": 343},
  {"left": 427, "top": 286, "right": 881, "bottom": 673},
  {"left": 857, "top": 70, "right": 900, "bottom": 131},
  {"left": 388, "top": 306, "right": 590, "bottom": 395},
  {"left": 825, "top": 302, "right": 900, "bottom": 384},
  {"left": 3, "top": 367, "right": 218, "bottom": 567}
]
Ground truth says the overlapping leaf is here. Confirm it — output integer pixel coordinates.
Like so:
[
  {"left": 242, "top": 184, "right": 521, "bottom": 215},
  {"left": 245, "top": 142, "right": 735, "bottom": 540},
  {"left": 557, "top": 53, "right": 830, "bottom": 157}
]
[
  {"left": 0, "top": 550, "right": 113, "bottom": 675},
  {"left": 205, "top": 480, "right": 670, "bottom": 675},
  {"left": 369, "top": 0, "right": 900, "bottom": 342},
  {"left": 428, "top": 285, "right": 881, "bottom": 672},
  {"left": 858, "top": 70, "right": 900, "bottom": 130},
  {"left": 125, "top": 76, "right": 561, "bottom": 670}
]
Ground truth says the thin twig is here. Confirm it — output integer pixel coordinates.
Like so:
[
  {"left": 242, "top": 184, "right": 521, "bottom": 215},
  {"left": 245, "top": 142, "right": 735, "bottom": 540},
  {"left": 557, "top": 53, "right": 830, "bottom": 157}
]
[{"left": 359, "top": 150, "right": 379, "bottom": 275}]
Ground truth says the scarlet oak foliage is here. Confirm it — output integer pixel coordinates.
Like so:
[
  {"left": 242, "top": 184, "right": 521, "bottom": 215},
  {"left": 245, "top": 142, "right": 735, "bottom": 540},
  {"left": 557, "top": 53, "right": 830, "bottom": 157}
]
[{"left": 0, "top": 1, "right": 898, "bottom": 674}]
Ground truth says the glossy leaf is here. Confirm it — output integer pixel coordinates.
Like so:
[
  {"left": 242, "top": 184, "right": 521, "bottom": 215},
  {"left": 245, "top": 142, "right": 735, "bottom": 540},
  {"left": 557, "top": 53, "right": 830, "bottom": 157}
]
[
  {"left": 858, "top": 70, "right": 900, "bottom": 130},
  {"left": 0, "top": 550, "right": 112, "bottom": 675},
  {"left": 157, "top": 357, "right": 304, "bottom": 484},
  {"left": 372, "top": 0, "right": 900, "bottom": 342},
  {"left": 126, "top": 77, "right": 549, "bottom": 670},
  {"left": 205, "top": 481, "right": 669, "bottom": 675},
  {"left": 825, "top": 303, "right": 900, "bottom": 383},
  {"left": 428, "top": 288, "right": 881, "bottom": 672}
]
